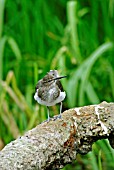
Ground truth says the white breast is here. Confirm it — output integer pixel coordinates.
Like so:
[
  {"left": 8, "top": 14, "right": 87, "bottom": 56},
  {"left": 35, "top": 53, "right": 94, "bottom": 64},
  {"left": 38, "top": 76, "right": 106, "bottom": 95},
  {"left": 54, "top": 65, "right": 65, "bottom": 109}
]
[{"left": 34, "top": 89, "right": 66, "bottom": 106}]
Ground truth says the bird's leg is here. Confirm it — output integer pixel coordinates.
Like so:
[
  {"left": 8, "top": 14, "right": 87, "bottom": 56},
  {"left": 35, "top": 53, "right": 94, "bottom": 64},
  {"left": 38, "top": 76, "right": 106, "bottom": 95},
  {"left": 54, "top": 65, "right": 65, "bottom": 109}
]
[
  {"left": 47, "top": 106, "right": 50, "bottom": 121},
  {"left": 58, "top": 102, "right": 62, "bottom": 119}
]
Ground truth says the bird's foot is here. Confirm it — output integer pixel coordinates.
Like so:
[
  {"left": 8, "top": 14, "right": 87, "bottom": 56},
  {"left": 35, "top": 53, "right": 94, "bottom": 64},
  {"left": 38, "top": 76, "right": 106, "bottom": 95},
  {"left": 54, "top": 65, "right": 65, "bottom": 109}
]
[
  {"left": 53, "top": 114, "right": 62, "bottom": 120},
  {"left": 57, "top": 114, "right": 62, "bottom": 119},
  {"left": 42, "top": 117, "right": 51, "bottom": 123},
  {"left": 42, "top": 114, "right": 62, "bottom": 124}
]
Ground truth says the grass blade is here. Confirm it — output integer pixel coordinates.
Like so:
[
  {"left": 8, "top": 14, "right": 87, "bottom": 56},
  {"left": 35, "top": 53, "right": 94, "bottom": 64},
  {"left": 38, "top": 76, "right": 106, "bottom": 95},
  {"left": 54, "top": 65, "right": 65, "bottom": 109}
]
[
  {"left": 7, "top": 37, "right": 22, "bottom": 60},
  {"left": 79, "top": 42, "right": 113, "bottom": 105},
  {"left": 0, "top": 0, "right": 6, "bottom": 38},
  {"left": 86, "top": 81, "right": 100, "bottom": 104},
  {"left": 0, "top": 36, "right": 7, "bottom": 81},
  {"left": 67, "top": 1, "right": 82, "bottom": 62},
  {"left": 87, "top": 151, "right": 99, "bottom": 170}
]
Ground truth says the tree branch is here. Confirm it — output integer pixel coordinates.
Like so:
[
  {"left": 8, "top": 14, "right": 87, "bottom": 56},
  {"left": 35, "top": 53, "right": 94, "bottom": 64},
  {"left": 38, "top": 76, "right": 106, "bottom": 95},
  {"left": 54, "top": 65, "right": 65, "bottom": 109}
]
[{"left": 0, "top": 101, "right": 114, "bottom": 170}]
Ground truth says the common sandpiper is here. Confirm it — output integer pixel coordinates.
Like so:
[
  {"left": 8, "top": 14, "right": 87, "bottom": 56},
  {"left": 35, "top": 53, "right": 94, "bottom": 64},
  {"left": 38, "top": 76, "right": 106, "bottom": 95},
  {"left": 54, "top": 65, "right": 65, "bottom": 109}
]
[{"left": 34, "top": 70, "right": 67, "bottom": 121}]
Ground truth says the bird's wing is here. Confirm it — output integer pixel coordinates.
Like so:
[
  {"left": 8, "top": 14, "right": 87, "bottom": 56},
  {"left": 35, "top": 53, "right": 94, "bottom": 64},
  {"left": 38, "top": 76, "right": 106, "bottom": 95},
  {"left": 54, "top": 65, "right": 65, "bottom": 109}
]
[
  {"left": 56, "top": 80, "right": 64, "bottom": 91},
  {"left": 35, "top": 80, "right": 42, "bottom": 91}
]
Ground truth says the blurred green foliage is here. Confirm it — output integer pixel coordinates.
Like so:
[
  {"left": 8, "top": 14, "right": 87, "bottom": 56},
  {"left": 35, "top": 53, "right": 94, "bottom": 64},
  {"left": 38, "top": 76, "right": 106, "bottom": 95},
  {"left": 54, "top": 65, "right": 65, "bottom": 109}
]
[{"left": 0, "top": 0, "right": 114, "bottom": 169}]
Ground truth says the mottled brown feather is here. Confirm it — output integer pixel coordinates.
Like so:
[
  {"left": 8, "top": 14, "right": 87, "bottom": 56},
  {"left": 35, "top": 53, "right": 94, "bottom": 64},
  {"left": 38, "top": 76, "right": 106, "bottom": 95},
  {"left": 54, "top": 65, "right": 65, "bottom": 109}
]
[{"left": 56, "top": 80, "right": 64, "bottom": 92}]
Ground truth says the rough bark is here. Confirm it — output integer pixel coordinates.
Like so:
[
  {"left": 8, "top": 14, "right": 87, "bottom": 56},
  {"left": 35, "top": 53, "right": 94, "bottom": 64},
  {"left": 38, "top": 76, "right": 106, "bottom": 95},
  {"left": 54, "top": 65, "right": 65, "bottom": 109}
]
[{"left": 0, "top": 101, "right": 114, "bottom": 170}]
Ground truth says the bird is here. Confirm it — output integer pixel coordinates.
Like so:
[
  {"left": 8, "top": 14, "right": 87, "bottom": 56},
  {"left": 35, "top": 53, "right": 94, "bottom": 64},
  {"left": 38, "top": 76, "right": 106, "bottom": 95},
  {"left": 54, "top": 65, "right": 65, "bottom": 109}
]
[{"left": 34, "top": 70, "right": 67, "bottom": 121}]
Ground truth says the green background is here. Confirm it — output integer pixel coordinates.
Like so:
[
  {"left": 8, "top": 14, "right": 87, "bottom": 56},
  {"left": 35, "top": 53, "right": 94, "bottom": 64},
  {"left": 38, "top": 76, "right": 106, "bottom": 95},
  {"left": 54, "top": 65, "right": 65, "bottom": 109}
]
[{"left": 0, "top": 0, "right": 114, "bottom": 169}]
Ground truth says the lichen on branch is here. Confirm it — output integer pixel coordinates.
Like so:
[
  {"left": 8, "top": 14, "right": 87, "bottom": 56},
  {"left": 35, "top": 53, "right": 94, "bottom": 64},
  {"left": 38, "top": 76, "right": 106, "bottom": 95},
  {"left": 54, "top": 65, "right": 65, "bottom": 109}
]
[{"left": 0, "top": 101, "right": 114, "bottom": 170}]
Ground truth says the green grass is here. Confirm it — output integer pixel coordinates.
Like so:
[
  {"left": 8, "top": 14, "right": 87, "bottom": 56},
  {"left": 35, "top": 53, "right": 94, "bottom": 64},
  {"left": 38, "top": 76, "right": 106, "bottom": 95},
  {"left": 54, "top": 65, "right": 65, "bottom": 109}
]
[{"left": 0, "top": 0, "right": 114, "bottom": 169}]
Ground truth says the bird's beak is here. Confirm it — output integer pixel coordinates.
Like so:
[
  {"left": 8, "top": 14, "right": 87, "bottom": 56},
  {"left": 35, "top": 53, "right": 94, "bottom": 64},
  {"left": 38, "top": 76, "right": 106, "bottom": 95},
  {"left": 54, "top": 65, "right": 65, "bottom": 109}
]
[{"left": 47, "top": 75, "right": 67, "bottom": 82}]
